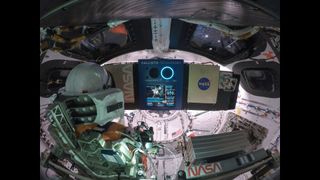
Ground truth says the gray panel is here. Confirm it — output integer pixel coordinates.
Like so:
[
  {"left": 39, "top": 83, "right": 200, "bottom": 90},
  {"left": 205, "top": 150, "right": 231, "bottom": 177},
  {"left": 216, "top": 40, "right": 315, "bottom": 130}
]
[
  {"left": 186, "top": 131, "right": 251, "bottom": 163},
  {"left": 185, "top": 149, "right": 270, "bottom": 179}
]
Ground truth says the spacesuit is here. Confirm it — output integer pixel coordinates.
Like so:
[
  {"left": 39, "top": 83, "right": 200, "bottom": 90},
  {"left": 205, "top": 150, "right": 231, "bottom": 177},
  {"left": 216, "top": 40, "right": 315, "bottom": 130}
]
[
  {"left": 44, "top": 62, "right": 156, "bottom": 179},
  {"left": 61, "top": 62, "right": 126, "bottom": 141}
]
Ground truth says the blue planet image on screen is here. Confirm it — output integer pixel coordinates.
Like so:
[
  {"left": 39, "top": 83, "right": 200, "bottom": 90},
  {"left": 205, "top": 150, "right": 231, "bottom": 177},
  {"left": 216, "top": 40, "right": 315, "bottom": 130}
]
[
  {"left": 198, "top": 77, "right": 210, "bottom": 90},
  {"left": 161, "top": 66, "right": 174, "bottom": 80}
]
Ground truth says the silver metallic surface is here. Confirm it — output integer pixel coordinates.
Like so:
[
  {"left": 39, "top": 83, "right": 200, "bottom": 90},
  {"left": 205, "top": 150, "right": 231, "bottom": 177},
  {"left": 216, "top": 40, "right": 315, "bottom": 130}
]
[
  {"left": 40, "top": 0, "right": 279, "bottom": 27},
  {"left": 185, "top": 130, "right": 251, "bottom": 164}
]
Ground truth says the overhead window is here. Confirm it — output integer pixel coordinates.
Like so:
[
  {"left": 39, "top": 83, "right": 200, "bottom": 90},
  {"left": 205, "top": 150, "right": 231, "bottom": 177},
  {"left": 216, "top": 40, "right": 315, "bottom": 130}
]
[
  {"left": 80, "top": 24, "right": 130, "bottom": 57},
  {"left": 242, "top": 68, "right": 277, "bottom": 93},
  {"left": 190, "top": 25, "right": 248, "bottom": 59},
  {"left": 41, "top": 24, "right": 131, "bottom": 60}
]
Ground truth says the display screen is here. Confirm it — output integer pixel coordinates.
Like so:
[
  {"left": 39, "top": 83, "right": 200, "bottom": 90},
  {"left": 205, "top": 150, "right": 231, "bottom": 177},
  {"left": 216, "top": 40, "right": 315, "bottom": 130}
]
[
  {"left": 146, "top": 85, "right": 176, "bottom": 107},
  {"left": 138, "top": 59, "right": 184, "bottom": 110}
]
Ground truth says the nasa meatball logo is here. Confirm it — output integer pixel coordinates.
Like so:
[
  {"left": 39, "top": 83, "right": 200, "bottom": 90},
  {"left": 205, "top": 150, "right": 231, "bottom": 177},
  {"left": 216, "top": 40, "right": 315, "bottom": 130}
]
[{"left": 198, "top": 77, "right": 210, "bottom": 90}]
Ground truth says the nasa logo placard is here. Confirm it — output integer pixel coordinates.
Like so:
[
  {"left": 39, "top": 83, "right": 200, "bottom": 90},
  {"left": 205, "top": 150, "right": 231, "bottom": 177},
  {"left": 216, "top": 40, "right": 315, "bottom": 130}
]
[
  {"left": 198, "top": 77, "right": 210, "bottom": 90},
  {"left": 187, "top": 64, "right": 219, "bottom": 104}
]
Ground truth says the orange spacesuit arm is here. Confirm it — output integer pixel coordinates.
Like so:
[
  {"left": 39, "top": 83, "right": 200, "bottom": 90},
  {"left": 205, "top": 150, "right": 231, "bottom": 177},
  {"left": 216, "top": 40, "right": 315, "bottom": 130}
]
[
  {"left": 75, "top": 123, "right": 98, "bottom": 137},
  {"left": 75, "top": 122, "right": 126, "bottom": 141},
  {"left": 102, "top": 122, "right": 126, "bottom": 141}
]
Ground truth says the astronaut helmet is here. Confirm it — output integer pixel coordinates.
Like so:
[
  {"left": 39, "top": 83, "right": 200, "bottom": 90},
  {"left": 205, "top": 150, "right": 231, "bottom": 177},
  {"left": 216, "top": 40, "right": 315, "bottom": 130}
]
[{"left": 64, "top": 62, "right": 112, "bottom": 96}]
